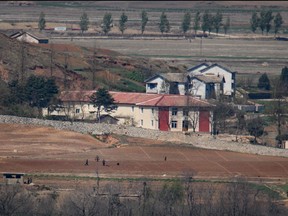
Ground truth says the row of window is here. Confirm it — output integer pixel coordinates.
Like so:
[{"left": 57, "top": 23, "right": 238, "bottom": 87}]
[{"left": 133, "top": 107, "right": 190, "bottom": 116}]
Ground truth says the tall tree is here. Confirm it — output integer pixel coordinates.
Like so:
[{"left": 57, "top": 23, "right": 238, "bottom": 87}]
[
  {"left": 207, "top": 13, "right": 214, "bottom": 35},
  {"left": 201, "top": 11, "right": 210, "bottom": 34},
  {"left": 274, "top": 12, "right": 283, "bottom": 36},
  {"left": 159, "top": 12, "right": 170, "bottom": 34},
  {"left": 223, "top": 16, "right": 230, "bottom": 35},
  {"left": 89, "top": 88, "right": 117, "bottom": 122},
  {"left": 257, "top": 73, "right": 270, "bottom": 90},
  {"left": 119, "top": 12, "right": 128, "bottom": 35},
  {"left": 213, "top": 11, "right": 223, "bottom": 34},
  {"left": 279, "top": 66, "right": 288, "bottom": 94},
  {"left": 102, "top": 13, "right": 113, "bottom": 35},
  {"left": 38, "top": 11, "right": 46, "bottom": 32},
  {"left": 79, "top": 12, "right": 89, "bottom": 35},
  {"left": 250, "top": 12, "right": 259, "bottom": 33},
  {"left": 247, "top": 117, "right": 264, "bottom": 144},
  {"left": 140, "top": 10, "right": 149, "bottom": 35},
  {"left": 193, "top": 11, "right": 201, "bottom": 36},
  {"left": 259, "top": 10, "right": 266, "bottom": 34},
  {"left": 264, "top": 10, "right": 274, "bottom": 35},
  {"left": 25, "top": 75, "right": 58, "bottom": 117},
  {"left": 181, "top": 11, "right": 191, "bottom": 36}
]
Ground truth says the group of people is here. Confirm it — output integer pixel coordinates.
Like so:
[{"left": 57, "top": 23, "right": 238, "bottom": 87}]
[
  {"left": 84, "top": 155, "right": 167, "bottom": 167},
  {"left": 84, "top": 155, "right": 112, "bottom": 167}
]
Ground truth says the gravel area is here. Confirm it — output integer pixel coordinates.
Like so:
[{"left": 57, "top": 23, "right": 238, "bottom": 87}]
[{"left": 0, "top": 115, "right": 287, "bottom": 157}]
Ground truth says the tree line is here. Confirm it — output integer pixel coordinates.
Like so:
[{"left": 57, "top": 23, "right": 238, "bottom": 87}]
[
  {"left": 250, "top": 10, "right": 284, "bottom": 35},
  {"left": 0, "top": 75, "right": 58, "bottom": 118},
  {"left": 0, "top": 178, "right": 286, "bottom": 216},
  {"left": 38, "top": 9, "right": 284, "bottom": 36}
]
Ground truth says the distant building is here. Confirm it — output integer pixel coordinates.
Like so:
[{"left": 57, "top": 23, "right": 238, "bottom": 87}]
[
  {"left": 10, "top": 31, "right": 49, "bottom": 44},
  {"left": 2, "top": 172, "right": 25, "bottom": 185},
  {"left": 54, "top": 26, "right": 67, "bottom": 31},
  {"left": 145, "top": 73, "right": 188, "bottom": 95},
  {"left": 43, "top": 91, "right": 214, "bottom": 133}
]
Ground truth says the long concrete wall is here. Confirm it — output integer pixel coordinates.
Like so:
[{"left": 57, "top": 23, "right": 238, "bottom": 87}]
[{"left": 0, "top": 115, "right": 287, "bottom": 157}]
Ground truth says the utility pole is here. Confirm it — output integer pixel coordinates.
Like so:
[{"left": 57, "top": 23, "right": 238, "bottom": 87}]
[{"left": 200, "top": 36, "right": 203, "bottom": 56}]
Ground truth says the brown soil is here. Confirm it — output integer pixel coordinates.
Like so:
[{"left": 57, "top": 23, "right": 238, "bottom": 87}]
[{"left": 1, "top": 123, "right": 288, "bottom": 187}]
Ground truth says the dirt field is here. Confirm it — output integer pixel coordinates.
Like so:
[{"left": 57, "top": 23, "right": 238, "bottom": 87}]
[
  {"left": 1, "top": 123, "right": 288, "bottom": 186},
  {"left": 52, "top": 37, "right": 288, "bottom": 80}
]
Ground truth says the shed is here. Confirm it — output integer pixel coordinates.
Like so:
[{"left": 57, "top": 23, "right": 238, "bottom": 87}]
[
  {"left": 10, "top": 31, "right": 49, "bottom": 44},
  {"left": 2, "top": 172, "right": 25, "bottom": 185}
]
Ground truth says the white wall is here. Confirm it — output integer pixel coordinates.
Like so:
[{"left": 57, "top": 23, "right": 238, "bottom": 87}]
[
  {"left": 190, "top": 79, "right": 206, "bottom": 99},
  {"left": 146, "top": 77, "right": 168, "bottom": 94},
  {"left": 202, "top": 66, "right": 233, "bottom": 96}
]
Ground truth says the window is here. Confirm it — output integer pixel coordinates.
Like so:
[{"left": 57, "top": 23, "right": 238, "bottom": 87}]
[
  {"left": 172, "top": 107, "right": 178, "bottom": 116},
  {"left": 183, "top": 109, "right": 189, "bottom": 116},
  {"left": 171, "top": 121, "right": 177, "bottom": 128},
  {"left": 151, "top": 108, "right": 154, "bottom": 114},
  {"left": 75, "top": 109, "right": 80, "bottom": 114},
  {"left": 141, "top": 107, "right": 144, "bottom": 113},
  {"left": 148, "top": 83, "right": 157, "bottom": 89},
  {"left": 141, "top": 119, "right": 143, "bottom": 126},
  {"left": 131, "top": 106, "right": 134, "bottom": 112},
  {"left": 151, "top": 120, "right": 154, "bottom": 126}
]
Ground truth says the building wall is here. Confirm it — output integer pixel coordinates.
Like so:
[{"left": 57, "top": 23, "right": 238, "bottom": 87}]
[
  {"left": 44, "top": 103, "right": 212, "bottom": 132},
  {"left": 190, "top": 79, "right": 206, "bottom": 99},
  {"left": 202, "top": 67, "right": 234, "bottom": 96},
  {"left": 146, "top": 77, "right": 185, "bottom": 95},
  {"left": 146, "top": 77, "right": 167, "bottom": 94}
]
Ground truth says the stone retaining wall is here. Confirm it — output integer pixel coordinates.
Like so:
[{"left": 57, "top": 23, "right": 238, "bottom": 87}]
[{"left": 0, "top": 115, "right": 287, "bottom": 158}]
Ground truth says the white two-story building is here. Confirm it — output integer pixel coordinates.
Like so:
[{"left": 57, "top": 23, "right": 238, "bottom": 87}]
[{"left": 44, "top": 91, "right": 214, "bottom": 133}]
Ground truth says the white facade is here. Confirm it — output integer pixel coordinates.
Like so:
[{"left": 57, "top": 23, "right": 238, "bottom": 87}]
[
  {"left": 146, "top": 76, "right": 186, "bottom": 95},
  {"left": 44, "top": 102, "right": 213, "bottom": 132},
  {"left": 201, "top": 65, "right": 235, "bottom": 96}
]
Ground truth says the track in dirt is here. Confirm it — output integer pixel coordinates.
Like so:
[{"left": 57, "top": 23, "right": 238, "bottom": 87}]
[{"left": 1, "top": 123, "right": 288, "bottom": 182}]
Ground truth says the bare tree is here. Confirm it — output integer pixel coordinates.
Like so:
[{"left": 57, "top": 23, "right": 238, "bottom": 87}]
[{"left": 0, "top": 185, "right": 35, "bottom": 216}]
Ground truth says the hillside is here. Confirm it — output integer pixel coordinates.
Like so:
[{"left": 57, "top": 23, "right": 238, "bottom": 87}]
[{"left": 0, "top": 33, "right": 186, "bottom": 91}]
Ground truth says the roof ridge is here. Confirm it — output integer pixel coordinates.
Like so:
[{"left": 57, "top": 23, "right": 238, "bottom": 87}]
[
  {"left": 155, "top": 94, "right": 165, "bottom": 106},
  {"left": 136, "top": 95, "right": 163, "bottom": 105}
]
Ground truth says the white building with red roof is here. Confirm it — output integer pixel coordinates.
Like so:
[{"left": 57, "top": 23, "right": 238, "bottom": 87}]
[{"left": 44, "top": 91, "right": 214, "bottom": 133}]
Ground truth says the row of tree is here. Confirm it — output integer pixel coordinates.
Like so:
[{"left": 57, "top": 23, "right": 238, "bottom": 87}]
[
  {"left": 250, "top": 10, "right": 284, "bottom": 35},
  {"left": 39, "top": 10, "right": 285, "bottom": 36},
  {"left": 39, "top": 10, "right": 230, "bottom": 36}
]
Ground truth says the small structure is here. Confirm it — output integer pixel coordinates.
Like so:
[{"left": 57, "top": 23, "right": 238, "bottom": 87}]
[
  {"left": 54, "top": 26, "right": 67, "bottom": 31},
  {"left": 10, "top": 31, "right": 49, "bottom": 44},
  {"left": 2, "top": 172, "right": 25, "bottom": 185},
  {"left": 145, "top": 73, "right": 188, "bottom": 95},
  {"left": 96, "top": 114, "right": 119, "bottom": 124}
]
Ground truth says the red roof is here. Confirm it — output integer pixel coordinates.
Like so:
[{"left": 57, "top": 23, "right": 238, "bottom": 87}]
[{"left": 59, "top": 91, "right": 213, "bottom": 108}]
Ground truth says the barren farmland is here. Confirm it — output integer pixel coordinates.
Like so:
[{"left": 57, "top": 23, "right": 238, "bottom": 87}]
[
  {"left": 1, "top": 123, "right": 288, "bottom": 187},
  {"left": 52, "top": 37, "right": 288, "bottom": 78}
]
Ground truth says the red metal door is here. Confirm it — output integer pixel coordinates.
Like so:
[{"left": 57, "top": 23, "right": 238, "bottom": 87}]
[
  {"left": 199, "top": 111, "right": 210, "bottom": 132},
  {"left": 158, "top": 107, "right": 169, "bottom": 131}
]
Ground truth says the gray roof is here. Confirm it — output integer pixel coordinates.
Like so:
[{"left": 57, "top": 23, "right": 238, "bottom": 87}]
[
  {"left": 10, "top": 31, "right": 48, "bottom": 40},
  {"left": 200, "top": 63, "right": 236, "bottom": 74},
  {"left": 192, "top": 75, "right": 224, "bottom": 83},
  {"left": 187, "top": 63, "right": 209, "bottom": 72},
  {"left": 145, "top": 73, "right": 188, "bottom": 83},
  {"left": 161, "top": 73, "right": 187, "bottom": 83}
]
